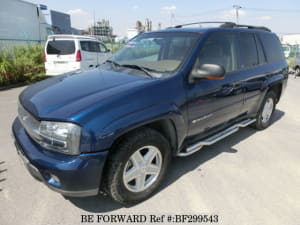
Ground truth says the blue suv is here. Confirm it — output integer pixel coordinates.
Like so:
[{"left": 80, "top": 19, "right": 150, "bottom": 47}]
[{"left": 12, "top": 22, "right": 288, "bottom": 204}]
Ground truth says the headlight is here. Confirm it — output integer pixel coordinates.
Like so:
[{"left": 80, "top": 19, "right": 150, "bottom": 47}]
[
  {"left": 18, "top": 104, "right": 81, "bottom": 155},
  {"left": 39, "top": 121, "right": 81, "bottom": 155}
]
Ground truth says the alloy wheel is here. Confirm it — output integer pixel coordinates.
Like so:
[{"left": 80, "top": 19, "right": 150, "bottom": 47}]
[
  {"left": 123, "top": 145, "right": 162, "bottom": 192},
  {"left": 261, "top": 97, "right": 274, "bottom": 123}
]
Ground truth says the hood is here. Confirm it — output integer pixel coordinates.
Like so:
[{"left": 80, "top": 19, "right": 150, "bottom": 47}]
[{"left": 20, "top": 69, "right": 153, "bottom": 120}]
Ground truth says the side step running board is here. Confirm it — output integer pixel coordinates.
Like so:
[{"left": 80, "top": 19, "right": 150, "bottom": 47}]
[{"left": 177, "top": 118, "right": 256, "bottom": 157}]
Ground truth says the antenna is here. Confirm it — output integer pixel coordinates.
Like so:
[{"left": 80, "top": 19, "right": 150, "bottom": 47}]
[
  {"left": 233, "top": 5, "right": 242, "bottom": 24},
  {"left": 93, "top": 9, "right": 96, "bottom": 35}
]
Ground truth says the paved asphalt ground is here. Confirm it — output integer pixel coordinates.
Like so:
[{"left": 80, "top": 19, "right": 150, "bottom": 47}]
[{"left": 0, "top": 76, "right": 299, "bottom": 225}]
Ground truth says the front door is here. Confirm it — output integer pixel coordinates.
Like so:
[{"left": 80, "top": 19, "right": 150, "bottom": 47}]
[
  {"left": 98, "top": 42, "right": 112, "bottom": 64},
  {"left": 187, "top": 31, "right": 244, "bottom": 137}
]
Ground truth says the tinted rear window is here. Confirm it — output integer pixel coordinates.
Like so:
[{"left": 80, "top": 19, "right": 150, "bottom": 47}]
[
  {"left": 258, "top": 33, "right": 284, "bottom": 63},
  {"left": 46, "top": 40, "right": 75, "bottom": 55}
]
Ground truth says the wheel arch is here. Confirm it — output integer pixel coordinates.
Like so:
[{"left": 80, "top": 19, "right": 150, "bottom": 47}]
[
  {"left": 268, "top": 82, "right": 282, "bottom": 103},
  {"left": 109, "top": 119, "right": 179, "bottom": 157},
  {"left": 263, "top": 73, "right": 284, "bottom": 103}
]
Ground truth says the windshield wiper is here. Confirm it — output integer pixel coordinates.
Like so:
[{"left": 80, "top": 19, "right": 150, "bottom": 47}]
[
  {"left": 106, "top": 61, "right": 155, "bottom": 77},
  {"left": 120, "top": 64, "right": 154, "bottom": 77},
  {"left": 105, "top": 59, "right": 121, "bottom": 68}
]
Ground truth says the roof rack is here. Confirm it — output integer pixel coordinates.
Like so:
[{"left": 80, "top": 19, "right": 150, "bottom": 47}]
[
  {"left": 47, "top": 35, "right": 98, "bottom": 40},
  {"left": 169, "top": 21, "right": 271, "bottom": 32},
  {"left": 222, "top": 22, "right": 271, "bottom": 32}
]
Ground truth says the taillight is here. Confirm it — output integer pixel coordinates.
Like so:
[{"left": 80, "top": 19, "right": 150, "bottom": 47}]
[
  {"left": 75, "top": 50, "right": 82, "bottom": 62},
  {"left": 43, "top": 52, "right": 46, "bottom": 62}
]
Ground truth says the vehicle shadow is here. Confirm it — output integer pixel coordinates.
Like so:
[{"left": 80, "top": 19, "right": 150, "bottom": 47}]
[
  {"left": 68, "top": 110, "right": 284, "bottom": 212},
  {"left": 0, "top": 161, "right": 6, "bottom": 192}
]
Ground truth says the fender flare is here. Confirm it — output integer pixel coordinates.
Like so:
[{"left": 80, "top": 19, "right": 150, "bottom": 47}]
[
  {"left": 263, "top": 73, "right": 284, "bottom": 90},
  {"left": 96, "top": 103, "right": 187, "bottom": 151},
  {"left": 257, "top": 73, "right": 284, "bottom": 109}
]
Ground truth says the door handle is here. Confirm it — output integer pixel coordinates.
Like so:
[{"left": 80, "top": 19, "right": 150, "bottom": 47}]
[{"left": 221, "top": 84, "right": 234, "bottom": 95}]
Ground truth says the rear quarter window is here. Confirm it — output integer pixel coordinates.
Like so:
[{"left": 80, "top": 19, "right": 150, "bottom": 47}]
[
  {"left": 258, "top": 33, "right": 285, "bottom": 63},
  {"left": 46, "top": 40, "right": 75, "bottom": 55}
]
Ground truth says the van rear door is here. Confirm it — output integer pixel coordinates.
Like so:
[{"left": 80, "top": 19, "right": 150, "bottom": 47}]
[{"left": 45, "top": 40, "right": 79, "bottom": 75}]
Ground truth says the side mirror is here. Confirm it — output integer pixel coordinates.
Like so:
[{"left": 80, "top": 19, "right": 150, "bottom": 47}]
[
  {"left": 106, "top": 49, "right": 111, "bottom": 53},
  {"left": 190, "top": 64, "right": 225, "bottom": 82}
]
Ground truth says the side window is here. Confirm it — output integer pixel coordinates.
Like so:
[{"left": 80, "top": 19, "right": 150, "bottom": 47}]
[
  {"left": 195, "top": 32, "right": 238, "bottom": 73},
  {"left": 89, "top": 42, "right": 100, "bottom": 52},
  {"left": 80, "top": 41, "right": 90, "bottom": 51},
  {"left": 259, "top": 33, "right": 285, "bottom": 63},
  {"left": 99, "top": 43, "right": 108, "bottom": 53},
  {"left": 255, "top": 35, "right": 267, "bottom": 64},
  {"left": 239, "top": 33, "right": 259, "bottom": 68},
  {"left": 80, "top": 41, "right": 100, "bottom": 52}
]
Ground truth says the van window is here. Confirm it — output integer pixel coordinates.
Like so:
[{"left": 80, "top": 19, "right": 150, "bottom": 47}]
[
  {"left": 80, "top": 41, "right": 100, "bottom": 52},
  {"left": 46, "top": 40, "right": 75, "bottom": 55},
  {"left": 99, "top": 43, "right": 108, "bottom": 53},
  {"left": 240, "top": 33, "right": 259, "bottom": 68},
  {"left": 258, "top": 33, "right": 285, "bottom": 63},
  {"left": 195, "top": 32, "right": 238, "bottom": 73}
]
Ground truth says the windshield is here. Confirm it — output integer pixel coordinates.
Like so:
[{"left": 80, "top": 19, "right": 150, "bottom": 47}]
[{"left": 110, "top": 32, "right": 200, "bottom": 74}]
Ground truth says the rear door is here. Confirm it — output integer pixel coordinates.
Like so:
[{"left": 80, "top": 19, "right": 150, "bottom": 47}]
[
  {"left": 80, "top": 41, "right": 99, "bottom": 70},
  {"left": 46, "top": 40, "right": 76, "bottom": 73},
  {"left": 241, "top": 32, "right": 286, "bottom": 115},
  {"left": 238, "top": 32, "right": 267, "bottom": 115}
]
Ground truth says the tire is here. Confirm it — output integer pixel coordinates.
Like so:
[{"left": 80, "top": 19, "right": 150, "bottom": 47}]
[
  {"left": 295, "top": 67, "right": 300, "bottom": 76},
  {"left": 102, "top": 128, "right": 171, "bottom": 205},
  {"left": 252, "top": 91, "right": 276, "bottom": 130}
]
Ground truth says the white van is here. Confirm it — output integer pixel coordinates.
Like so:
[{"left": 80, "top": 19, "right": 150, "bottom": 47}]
[{"left": 44, "top": 35, "right": 112, "bottom": 75}]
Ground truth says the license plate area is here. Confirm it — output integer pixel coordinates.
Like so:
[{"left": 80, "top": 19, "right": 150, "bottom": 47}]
[{"left": 54, "top": 61, "right": 68, "bottom": 64}]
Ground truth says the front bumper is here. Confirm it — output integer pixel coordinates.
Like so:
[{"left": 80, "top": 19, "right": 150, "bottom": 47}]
[{"left": 12, "top": 118, "right": 109, "bottom": 197}]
